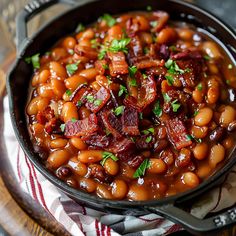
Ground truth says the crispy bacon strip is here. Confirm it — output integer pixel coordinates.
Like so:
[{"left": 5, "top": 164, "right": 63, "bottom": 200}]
[
  {"left": 101, "top": 110, "right": 123, "bottom": 139},
  {"left": 166, "top": 118, "right": 192, "bottom": 150},
  {"left": 121, "top": 106, "right": 140, "bottom": 135},
  {"left": 70, "top": 84, "right": 88, "bottom": 106},
  {"left": 95, "top": 60, "right": 107, "bottom": 75},
  {"left": 85, "top": 86, "right": 111, "bottom": 113},
  {"left": 64, "top": 114, "right": 98, "bottom": 137},
  {"left": 107, "top": 51, "right": 129, "bottom": 76},
  {"left": 124, "top": 75, "right": 157, "bottom": 111}
]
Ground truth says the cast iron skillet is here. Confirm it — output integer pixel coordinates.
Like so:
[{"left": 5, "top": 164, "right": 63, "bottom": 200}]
[{"left": 7, "top": 0, "right": 236, "bottom": 234}]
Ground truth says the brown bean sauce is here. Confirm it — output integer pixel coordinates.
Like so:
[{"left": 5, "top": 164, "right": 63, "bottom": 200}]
[{"left": 26, "top": 11, "right": 236, "bottom": 201}]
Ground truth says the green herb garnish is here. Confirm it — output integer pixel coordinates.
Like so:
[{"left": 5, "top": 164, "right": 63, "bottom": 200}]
[
  {"left": 203, "top": 55, "right": 211, "bottom": 60},
  {"left": 25, "top": 53, "right": 40, "bottom": 69},
  {"left": 68, "top": 49, "right": 74, "bottom": 55},
  {"left": 226, "top": 80, "right": 231, "bottom": 85},
  {"left": 146, "top": 5, "right": 152, "bottom": 11},
  {"left": 66, "top": 61, "right": 80, "bottom": 75},
  {"left": 113, "top": 105, "right": 124, "bottom": 116},
  {"left": 71, "top": 118, "right": 77, "bottom": 122},
  {"left": 163, "top": 93, "right": 171, "bottom": 102},
  {"left": 76, "top": 23, "right": 85, "bottom": 33},
  {"left": 143, "top": 47, "right": 149, "bottom": 54},
  {"left": 197, "top": 83, "right": 203, "bottom": 91},
  {"left": 133, "top": 159, "right": 151, "bottom": 178},
  {"left": 77, "top": 101, "right": 82, "bottom": 106},
  {"left": 194, "top": 110, "right": 199, "bottom": 116},
  {"left": 153, "top": 100, "right": 162, "bottom": 117},
  {"left": 102, "top": 64, "right": 109, "bottom": 70},
  {"left": 128, "top": 65, "right": 138, "bottom": 78},
  {"left": 101, "top": 151, "right": 118, "bottom": 166},
  {"left": 150, "top": 21, "right": 158, "bottom": 28},
  {"left": 165, "top": 75, "right": 174, "bottom": 85},
  {"left": 91, "top": 39, "right": 100, "bottom": 49},
  {"left": 129, "top": 79, "right": 137, "bottom": 87},
  {"left": 118, "top": 85, "right": 128, "bottom": 97},
  {"left": 94, "top": 99, "right": 102, "bottom": 106},
  {"left": 86, "top": 94, "right": 95, "bottom": 103},
  {"left": 171, "top": 99, "right": 181, "bottom": 112},
  {"left": 139, "top": 112, "right": 143, "bottom": 120},
  {"left": 142, "top": 127, "right": 154, "bottom": 135},
  {"left": 60, "top": 124, "right": 65, "bottom": 132},
  {"left": 109, "top": 38, "right": 131, "bottom": 54},
  {"left": 101, "top": 14, "right": 116, "bottom": 27},
  {"left": 66, "top": 90, "right": 72, "bottom": 96}
]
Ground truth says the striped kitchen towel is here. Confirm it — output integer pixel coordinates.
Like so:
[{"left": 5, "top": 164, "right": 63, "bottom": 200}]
[{"left": 3, "top": 96, "right": 236, "bottom": 236}]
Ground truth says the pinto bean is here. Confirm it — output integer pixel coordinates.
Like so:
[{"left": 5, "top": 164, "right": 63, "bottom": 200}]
[
  {"left": 219, "top": 106, "right": 236, "bottom": 126},
  {"left": 157, "top": 27, "right": 177, "bottom": 44},
  {"left": 182, "top": 172, "right": 199, "bottom": 188},
  {"left": 194, "top": 107, "right": 213, "bottom": 126},
  {"left": 127, "top": 185, "right": 149, "bottom": 201},
  {"left": 209, "top": 144, "right": 225, "bottom": 168},
  {"left": 148, "top": 158, "right": 167, "bottom": 174},
  {"left": 47, "top": 150, "right": 70, "bottom": 169},
  {"left": 111, "top": 180, "right": 128, "bottom": 199},
  {"left": 78, "top": 150, "right": 103, "bottom": 163},
  {"left": 193, "top": 143, "right": 208, "bottom": 160}
]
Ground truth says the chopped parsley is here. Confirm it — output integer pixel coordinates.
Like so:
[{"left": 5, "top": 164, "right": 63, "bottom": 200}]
[
  {"left": 66, "top": 61, "right": 80, "bottom": 75},
  {"left": 142, "top": 127, "right": 154, "bottom": 135},
  {"left": 109, "top": 38, "right": 131, "bottom": 54},
  {"left": 68, "top": 49, "right": 74, "bottom": 55},
  {"left": 143, "top": 47, "right": 149, "bottom": 54},
  {"left": 102, "top": 64, "right": 109, "bottom": 70},
  {"left": 145, "top": 136, "right": 152, "bottom": 143},
  {"left": 186, "top": 134, "right": 193, "bottom": 141},
  {"left": 228, "top": 64, "right": 233, "bottom": 69},
  {"left": 169, "top": 45, "right": 177, "bottom": 51},
  {"left": 194, "top": 110, "right": 199, "bottom": 116},
  {"left": 98, "top": 48, "right": 107, "bottom": 60},
  {"left": 129, "top": 78, "right": 137, "bottom": 87},
  {"left": 197, "top": 83, "right": 203, "bottom": 91},
  {"left": 113, "top": 105, "right": 124, "bottom": 116},
  {"left": 71, "top": 118, "right": 77, "bottom": 122},
  {"left": 146, "top": 5, "right": 152, "bottom": 11},
  {"left": 150, "top": 21, "right": 158, "bottom": 28},
  {"left": 165, "top": 75, "right": 174, "bottom": 85},
  {"left": 118, "top": 85, "right": 128, "bottom": 96},
  {"left": 66, "top": 90, "right": 72, "bottom": 96},
  {"left": 128, "top": 65, "right": 138, "bottom": 78},
  {"left": 77, "top": 101, "right": 82, "bottom": 106},
  {"left": 91, "top": 39, "right": 100, "bottom": 49},
  {"left": 165, "top": 59, "right": 186, "bottom": 74},
  {"left": 25, "top": 53, "right": 40, "bottom": 69},
  {"left": 133, "top": 159, "right": 151, "bottom": 178},
  {"left": 75, "top": 23, "right": 85, "bottom": 33},
  {"left": 203, "top": 55, "right": 211, "bottom": 60},
  {"left": 139, "top": 112, "right": 143, "bottom": 120},
  {"left": 163, "top": 93, "right": 171, "bottom": 102},
  {"left": 153, "top": 100, "right": 162, "bottom": 117},
  {"left": 101, "top": 151, "right": 118, "bottom": 166},
  {"left": 101, "top": 14, "right": 116, "bottom": 27},
  {"left": 60, "top": 124, "right": 65, "bottom": 132},
  {"left": 171, "top": 99, "right": 181, "bottom": 112},
  {"left": 143, "top": 73, "right": 148, "bottom": 79},
  {"left": 86, "top": 94, "right": 95, "bottom": 103},
  {"left": 94, "top": 99, "right": 102, "bottom": 106}
]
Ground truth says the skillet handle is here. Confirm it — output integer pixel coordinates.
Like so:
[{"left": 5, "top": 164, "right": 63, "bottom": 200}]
[
  {"left": 146, "top": 204, "right": 236, "bottom": 233},
  {"left": 16, "top": 0, "right": 77, "bottom": 54}
]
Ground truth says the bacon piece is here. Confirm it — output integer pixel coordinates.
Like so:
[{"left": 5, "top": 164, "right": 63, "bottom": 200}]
[
  {"left": 82, "top": 133, "right": 111, "bottom": 148},
  {"left": 135, "top": 135, "right": 155, "bottom": 150},
  {"left": 101, "top": 111, "right": 122, "bottom": 139},
  {"left": 124, "top": 75, "right": 157, "bottom": 111},
  {"left": 95, "top": 60, "right": 107, "bottom": 75},
  {"left": 127, "top": 155, "right": 145, "bottom": 168},
  {"left": 85, "top": 86, "right": 111, "bottom": 113},
  {"left": 171, "top": 50, "right": 202, "bottom": 60},
  {"left": 176, "top": 59, "right": 202, "bottom": 87},
  {"left": 107, "top": 51, "right": 128, "bottom": 76},
  {"left": 36, "top": 106, "right": 54, "bottom": 124},
  {"left": 134, "top": 58, "right": 162, "bottom": 69},
  {"left": 70, "top": 84, "right": 89, "bottom": 106},
  {"left": 64, "top": 114, "right": 98, "bottom": 137},
  {"left": 121, "top": 106, "right": 139, "bottom": 135},
  {"left": 108, "top": 138, "right": 136, "bottom": 160},
  {"left": 166, "top": 118, "right": 192, "bottom": 150},
  {"left": 74, "top": 45, "right": 97, "bottom": 60}
]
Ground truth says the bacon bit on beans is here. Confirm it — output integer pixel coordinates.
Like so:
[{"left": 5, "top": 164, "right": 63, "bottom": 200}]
[{"left": 64, "top": 114, "right": 98, "bottom": 137}]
